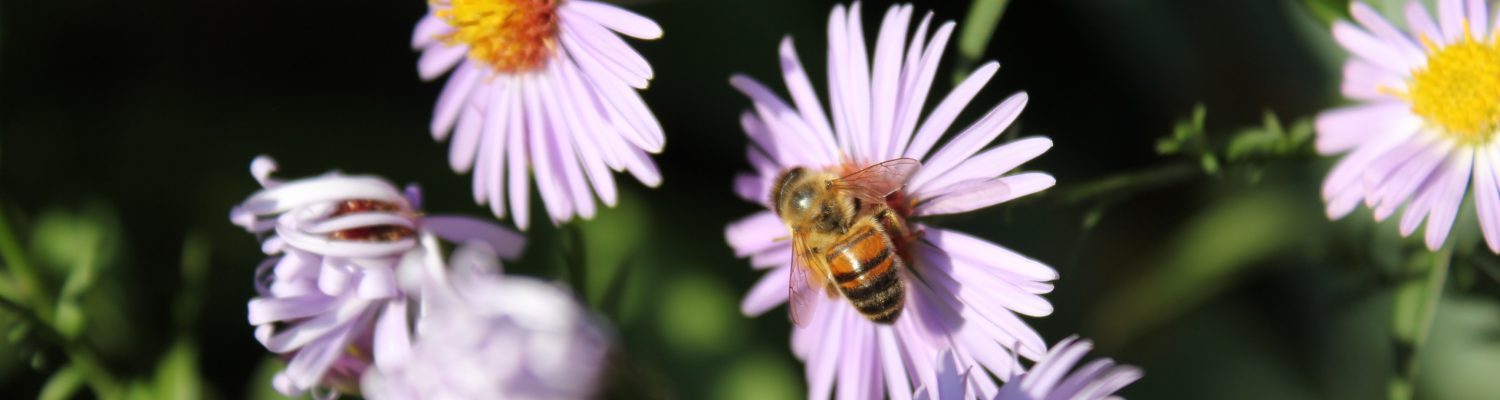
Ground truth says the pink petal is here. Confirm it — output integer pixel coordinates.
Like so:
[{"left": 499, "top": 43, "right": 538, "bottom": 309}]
[
  {"left": 879, "top": 329, "right": 913, "bottom": 400},
  {"left": 507, "top": 80, "right": 533, "bottom": 230},
  {"left": 431, "top": 64, "right": 481, "bottom": 140},
  {"left": 422, "top": 215, "right": 526, "bottom": 259},
  {"left": 905, "top": 62, "right": 999, "bottom": 160},
  {"left": 1423, "top": 149, "right": 1473, "bottom": 250},
  {"left": 842, "top": 2, "right": 874, "bottom": 162},
  {"left": 1342, "top": 60, "right": 1405, "bottom": 101},
  {"left": 1350, "top": 2, "right": 1425, "bottom": 64},
  {"left": 1315, "top": 101, "right": 1416, "bottom": 155},
  {"left": 1321, "top": 124, "right": 1416, "bottom": 199},
  {"left": 373, "top": 300, "right": 411, "bottom": 371},
  {"left": 911, "top": 92, "right": 1030, "bottom": 191},
  {"left": 524, "top": 77, "right": 573, "bottom": 224},
  {"left": 247, "top": 295, "right": 336, "bottom": 325},
  {"left": 726, "top": 211, "right": 786, "bottom": 256},
  {"left": 1332, "top": 21, "right": 1414, "bottom": 74},
  {"left": 1469, "top": 0, "right": 1489, "bottom": 35},
  {"left": 1406, "top": 1, "right": 1443, "bottom": 44},
  {"left": 1480, "top": 144, "right": 1500, "bottom": 253},
  {"left": 566, "top": 0, "right": 662, "bottom": 40},
  {"left": 913, "top": 137, "right": 1052, "bottom": 195},
  {"left": 1439, "top": 0, "right": 1465, "bottom": 42},
  {"left": 893, "top": 20, "right": 956, "bottom": 157},
  {"left": 411, "top": 14, "right": 453, "bottom": 50},
  {"left": 779, "top": 37, "right": 838, "bottom": 153},
  {"left": 869, "top": 4, "right": 913, "bottom": 160},
  {"left": 1370, "top": 141, "right": 1452, "bottom": 220},
  {"left": 924, "top": 228, "right": 1058, "bottom": 281},
  {"left": 743, "top": 266, "right": 791, "bottom": 316},
  {"left": 418, "top": 44, "right": 467, "bottom": 81}
]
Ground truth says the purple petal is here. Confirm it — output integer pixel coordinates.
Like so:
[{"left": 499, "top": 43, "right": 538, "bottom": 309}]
[
  {"left": 1321, "top": 125, "right": 1416, "bottom": 199},
  {"left": 373, "top": 300, "right": 411, "bottom": 371},
  {"left": 778, "top": 37, "right": 838, "bottom": 151},
  {"left": 1405, "top": 1, "right": 1443, "bottom": 43},
  {"left": 418, "top": 44, "right": 467, "bottom": 82},
  {"left": 808, "top": 304, "right": 846, "bottom": 400},
  {"left": 924, "top": 227, "right": 1057, "bottom": 281},
  {"left": 1342, "top": 60, "right": 1405, "bottom": 100},
  {"left": 1370, "top": 141, "right": 1452, "bottom": 220},
  {"left": 842, "top": 2, "right": 874, "bottom": 162},
  {"left": 283, "top": 321, "right": 357, "bottom": 391},
  {"left": 431, "top": 63, "right": 481, "bottom": 140},
  {"left": 736, "top": 173, "right": 768, "bottom": 205},
  {"left": 826, "top": 4, "right": 854, "bottom": 154},
  {"left": 524, "top": 77, "right": 573, "bottom": 224},
  {"left": 560, "top": 11, "right": 653, "bottom": 85},
  {"left": 1332, "top": 21, "right": 1415, "bottom": 74},
  {"left": 726, "top": 211, "right": 786, "bottom": 256},
  {"left": 914, "top": 137, "right": 1052, "bottom": 196},
  {"left": 557, "top": 57, "right": 620, "bottom": 206},
  {"left": 1315, "top": 101, "right": 1417, "bottom": 155},
  {"left": 411, "top": 14, "right": 453, "bottom": 50},
  {"left": 540, "top": 64, "right": 598, "bottom": 219},
  {"left": 915, "top": 173, "right": 1055, "bottom": 217},
  {"left": 247, "top": 295, "right": 337, "bottom": 325},
  {"left": 505, "top": 85, "right": 531, "bottom": 229},
  {"left": 423, "top": 215, "right": 525, "bottom": 260},
  {"left": 905, "top": 62, "right": 999, "bottom": 160},
  {"left": 566, "top": 0, "right": 663, "bottom": 40},
  {"left": 1479, "top": 145, "right": 1500, "bottom": 253},
  {"left": 1439, "top": 0, "right": 1464, "bottom": 42},
  {"left": 869, "top": 4, "right": 913, "bottom": 160},
  {"left": 1350, "top": 2, "right": 1425, "bottom": 63},
  {"left": 743, "top": 266, "right": 790, "bottom": 316},
  {"left": 912, "top": 91, "right": 1029, "bottom": 190},
  {"left": 1469, "top": 0, "right": 1489, "bottom": 34},
  {"left": 1424, "top": 149, "right": 1473, "bottom": 250},
  {"left": 879, "top": 329, "right": 913, "bottom": 400},
  {"left": 893, "top": 20, "right": 956, "bottom": 157}
]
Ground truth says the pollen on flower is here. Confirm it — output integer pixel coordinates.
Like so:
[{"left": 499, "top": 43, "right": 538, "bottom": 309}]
[
  {"left": 328, "top": 200, "right": 415, "bottom": 241},
  {"left": 436, "top": 0, "right": 559, "bottom": 73},
  {"left": 1407, "top": 25, "right": 1500, "bottom": 143}
]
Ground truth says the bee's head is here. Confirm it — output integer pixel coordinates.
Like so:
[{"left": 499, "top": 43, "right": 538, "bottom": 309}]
[{"left": 773, "top": 167, "right": 810, "bottom": 219}]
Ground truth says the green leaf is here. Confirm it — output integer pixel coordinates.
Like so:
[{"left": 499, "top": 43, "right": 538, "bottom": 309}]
[
  {"left": 40, "top": 366, "right": 84, "bottom": 400},
  {"left": 152, "top": 340, "right": 204, "bottom": 400},
  {"left": 247, "top": 357, "right": 294, "bottom": 400},
  {"left": 1092, "top": 189, "right": 1315, "bottom": 346},
  {"left": 952, "top": 0, "right": 1011, "bottom": 85}
]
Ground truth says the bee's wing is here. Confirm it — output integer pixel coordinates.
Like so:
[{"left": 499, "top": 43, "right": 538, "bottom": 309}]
[
  {"left": 788, "top": 232, "right": 825, "bottom": 328},
  {"left": 830, "top": 158, "right": 921, "bottom": 201}
]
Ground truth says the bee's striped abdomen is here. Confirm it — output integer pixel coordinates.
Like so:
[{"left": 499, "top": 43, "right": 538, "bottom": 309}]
[{"left": 826, "top": 224, "right": 906, "bottom": 324}]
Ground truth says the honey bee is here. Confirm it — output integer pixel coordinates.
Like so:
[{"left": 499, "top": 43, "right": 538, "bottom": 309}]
[{"left": 774, "top": 158, "right": 922, "bottom": 325}]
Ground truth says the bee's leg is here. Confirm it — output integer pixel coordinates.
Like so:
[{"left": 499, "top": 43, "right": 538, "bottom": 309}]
[{"left": 877, "top": 208, "right": 910, "bottom": 239}]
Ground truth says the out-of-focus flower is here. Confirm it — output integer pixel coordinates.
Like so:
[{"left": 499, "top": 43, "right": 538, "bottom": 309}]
[
  {"left": 1319, "top": 0, "right": 1500, "bottom": 252},
  {"left": 917, "top": 337, "right": 1141, "bottom": 400},
  {"left": 362, "top": 239, "right": 611, "bottom": 400},
  {"left": 412, "top": 0, "right": 665, "bottom": 229},
  {"left": 231, "top": 156, "right": 523, "bottom": 397},
  {"left": 725, "top": 3, "right": 1057, "bottom": 398}
]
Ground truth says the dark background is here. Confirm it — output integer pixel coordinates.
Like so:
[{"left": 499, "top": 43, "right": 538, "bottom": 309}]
[{"left": 4, "top": 0, "right": 1499, "bottom": 398}]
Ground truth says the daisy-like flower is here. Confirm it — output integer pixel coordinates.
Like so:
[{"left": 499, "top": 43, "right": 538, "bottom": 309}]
[
  {"left": 1319, "top": 0, "right": 1500, "bottom": 252},
  {"left": 725, "top": 3, "right": 1058, "bottom": 398},
  {"left": 917, "top": 337, "right": 1142, "bottom": 400},
  {"left": 362, "top": 239, "right": 611, "bottom": 400},
  {"left": 230, "top": 156, "right": 523, "bottom": 397},
  {"left": 412, "top": 0, "right": 665, "bottom": 229}
]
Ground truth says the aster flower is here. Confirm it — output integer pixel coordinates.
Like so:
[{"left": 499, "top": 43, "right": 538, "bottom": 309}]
[
  {"left": 413, "top": 0, "right": 665, "bottom": 229},
  {"left": 917, "top": 337, "right": 1142, "bottom": 400},
  {"left": 725, "top": 3, "right": 1058, "bottom": 398},
  {"left": 230, "top": 156, "right": 523, "bottom": 397},
  {"left": 362, "top": 239, "right": 611, "bottom": 400},
  {"left": 1318, "top": 0, "right": 1500, "bottom": 252}
]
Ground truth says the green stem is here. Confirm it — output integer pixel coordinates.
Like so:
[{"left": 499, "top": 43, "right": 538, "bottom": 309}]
[
  {"left": 1389, "top": 245, "right": 1452, "bottom": 400},
  {"left": 564, "top": 224, "right": 589, "bottom": 304},
  {"left": 1050, "top": 163, "right": 1201, "bottom": 205}
]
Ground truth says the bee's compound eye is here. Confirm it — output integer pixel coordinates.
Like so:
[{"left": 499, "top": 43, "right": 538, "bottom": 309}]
[{"left": 791, "top": 187, "right": 815, "bottom": 214}]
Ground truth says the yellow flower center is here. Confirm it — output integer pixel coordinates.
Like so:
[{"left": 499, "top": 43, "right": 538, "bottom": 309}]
[
  {"left": 436, "top": 0, "right": 559, "bottom": 73},
  {"left": 1408, "top": 27, "right": 1500, "bottom": 143}
]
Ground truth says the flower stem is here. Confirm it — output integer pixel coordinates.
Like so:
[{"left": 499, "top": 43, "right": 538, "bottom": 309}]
[
  {"left": 1388, "top": 244, "right": 1452, "bottom": 400},
  {"left": 1050, "top": 162, "right": 1201, "bottom": 205}
]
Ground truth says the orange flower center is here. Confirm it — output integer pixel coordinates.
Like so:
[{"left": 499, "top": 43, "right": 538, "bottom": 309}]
[{"left": 436, "top": 0, "right": 559, "bottom": 73}]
